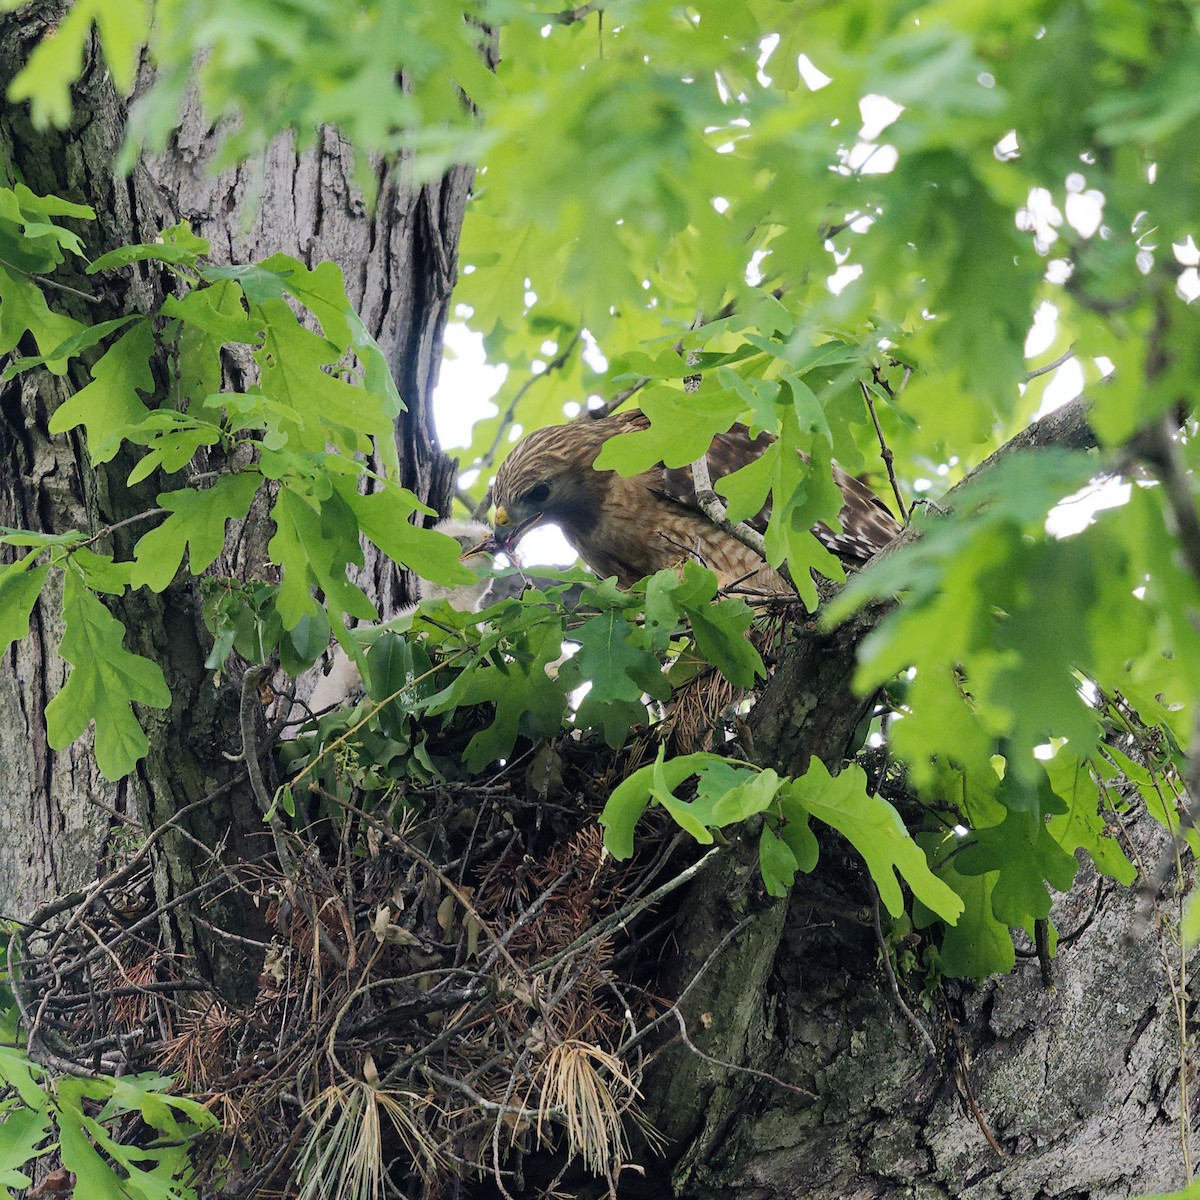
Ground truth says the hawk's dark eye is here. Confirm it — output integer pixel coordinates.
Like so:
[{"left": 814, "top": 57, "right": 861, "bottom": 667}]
[{"left": 524, "top": 481, "right": 550, "bottom": 506}]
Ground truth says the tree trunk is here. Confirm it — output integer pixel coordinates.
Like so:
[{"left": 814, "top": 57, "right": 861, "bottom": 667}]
[
  {"left": 642, "top": 823, "right": 1193, "bottom": 1199},
  {"left": 0, "top": 12, "right": 468, "bottom": 990},
  {"left": 634, "top": 480, "right": 1195, "bottom": 1196}
]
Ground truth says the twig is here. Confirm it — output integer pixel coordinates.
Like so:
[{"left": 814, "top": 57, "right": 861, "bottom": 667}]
[
  {"left": 615, "top": 915, "right": 753, "bottom": 1057},
  {"left": 668, "top": 1005, "right": 816, "bottom": 1100},
  {"left": 950, "top": 1022, "right": 1006, "bottom": 1158},
  {"left": 532, "top": 847, "right": 722, "bottom": 974},
  {"left": 71, "top": 507, "right": 167, "bottom": 552},
  {"left": 313, "top": 788, "right": 533, "bottom": 985},
  {"left": 474, "top": 331, "right": 583, "bottom": 476},
  {"left": 0, "top": 256, "right": 101, "bottom": 303},
  {"left": 550, "top": 1, "right": 602, "bottom": 22},
  {"left": 241, "top": 666, "right": 347, "bottom": 971},
  {"left": 479, "top": 865, "right": 579, "bottom": 970},
  {"left": 869, "top": 885, "right": 937, "bottom": 1059},
  {"left": 589, "top": 377, "right": 650, "bottom": 420},
  {"left": 1024, "top": 344, "right": 1076, "bottom": 381},
  {"left": 868, "top": 397, "right": 1097, "bottom": 566},
  {"left": 859, "top": 380, "right": 908, "bottom": 521},
  {"left": 689, "top": 451, "right": 798, "bottom": 593}
]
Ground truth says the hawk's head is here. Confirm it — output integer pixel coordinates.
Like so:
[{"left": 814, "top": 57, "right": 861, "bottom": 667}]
[{"left": 490, "top": 419, "right": 618, "bottom": 554}]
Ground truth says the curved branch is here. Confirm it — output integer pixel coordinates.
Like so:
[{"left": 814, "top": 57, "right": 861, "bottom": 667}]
[{"left": 689, "top": 450, "right": 798, "bottom": 593}]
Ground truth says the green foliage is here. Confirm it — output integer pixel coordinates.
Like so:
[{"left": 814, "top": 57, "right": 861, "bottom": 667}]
[
  {"left": 3, "top": 0, "right": 1200, "bottom": 1005},
  {"left": 0, "top": 183, "right": 471, "bottom": 779},
  {"left": 600, "top": 750, "right": 963, "bottom": 920},
  {"left": 0, "top": 931, "right": 215, "bottom": 1199},
  {"left": 279, "top": 562, "right": 766, "bottom": 815},
  {"left": 45, "top": 567, "right": 172, "bottom": 779}
]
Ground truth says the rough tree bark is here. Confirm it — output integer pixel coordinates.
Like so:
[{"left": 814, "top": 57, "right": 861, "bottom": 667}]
[
  {"left": 637, "top": 402, "right": 1195, "bottom": 1198},
  {"left": 0, "top": 9, "right": 468, "bottom": 998},
  {"left": 644, "top": 812, "right": 1192, "bottom": 1200}
]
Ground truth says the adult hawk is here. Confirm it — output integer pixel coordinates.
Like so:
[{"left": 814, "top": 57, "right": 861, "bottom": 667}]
[{"left": 491, "top": 409, "right": 901, "bottom": 595}]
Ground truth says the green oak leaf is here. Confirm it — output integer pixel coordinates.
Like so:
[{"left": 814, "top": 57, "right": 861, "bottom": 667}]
[
  {"left": 1045, "top": 750, "right": 1136, "bottom": 885},
  {"left": 89, "top": 221, "right": 210, "bottom": 274},
  {"left": 123, "top": 411, "right": 224, "bottom": 485},
  {"left": 914, "top": 831, "right": 1015, "bottom": 979},
  {"left": 346, "top": 489, "right": 474, "bottom": 589},
  {"left": 251, "top": 296, "right": 388, "bottom": 457},
  {"left": 670, "top": 562, "right": 764, "bottom": 688},
  {"left": 759, "top": 823, "right": 800, "bottom": 898},
  {"left": 268, "top": 485, "right": 377, "bottom": 631},
  {"left": 0, "top": 556, "right": 50, "bottom": 653},
  {"left": 599, "top": 750, "right": 725, "bottom": 859},
  {"left": 641, "top": 569, "right": 687, "bottom": 652},
  {"left": 457, "top": 621, "right": 567, "bottom": 771},
  {"left": 0, "top": 316, "right": 138, "bottom": 381},
  {"left": 955, "top": 807, "right": 1079, "bottom": 928},
  {"left": 593, "top": 386, "right": 744, "bottom": 475},
  {"left": 562, "top": 611, "right": 669, "bottom": 703},
  {"left": 45, "top": 571, "right": 171, "bottom": 780},
  {"left": 47, "top": 321, "right": 155, "bottom": 463},
  {"left": 0, "top": 264, "right": 85, "bottom": 373},
  {"left": 776, "top": 786, "right": 819, "bottom": 873},
  {"left": 710, "top": 767, "right": 782, "bottom": 824},
  {"left": 787, "top": 758, "right": 964, "bottom": 924},
  {"left": 650, "top": 752, "right": 717, "bottom": 844},
  {"left": 0, "top": 1103, "right": 51, "bottom": 1194},
  {"left": 130, "top": 473, "right": 262, "bottom": 592},
  {"left": 161, "top": 279, "right": 260, "bottom": 344}
]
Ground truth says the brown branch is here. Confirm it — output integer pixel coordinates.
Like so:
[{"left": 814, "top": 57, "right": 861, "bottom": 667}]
[
  {"left": 531, "top": 847, "right": 722, "bottom": 975},
  {"left": 1024, "top": 344, "right": 1077, "bottom": 382},
  {"left": 1137, "top": 411, "right": 1200, "bottom": 592},
  {"left": 67, "top": 507, "right": 168, "bottom": 553},
  {"left": 0, "top": 256, "right": 101, "bottom": 303},
  {"left": 588, "top": 376, "right": 650, "bottom": 420},
  {"left": 872, "top": 396, "right": 1098, "bottom": 564},
  {"left": 689, "top": 450, "right": 798, "bottom": 594}
]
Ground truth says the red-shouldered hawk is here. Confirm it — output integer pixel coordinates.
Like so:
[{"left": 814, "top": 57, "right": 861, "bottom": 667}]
[{"left": 490, "top": 409, "right": 900, "bottom": 595}]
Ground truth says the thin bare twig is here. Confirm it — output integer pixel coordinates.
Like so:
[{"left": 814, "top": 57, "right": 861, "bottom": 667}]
[
  {"left": 589, "top": 377, "right": 650, "bottom": 420},
  {"left": 1024, "top": 344, "right": 1076, "bottom": 381},
  {"left": 859, "top": 380, "right": 908, "bottom": 522},
  {"left": 532, "top": 847, "right": 722, "bottom": 974},
  {"left": 0, "top": 256, "right": 100, "bottom": 303},
  {"left": 869, "top": 885, "right": 937, "bottom": 1059},
  {"left": 668, "top": 1006, "right": 816, "bottom": 1100},
  {"left": 549, "top": 1, "right": 602, "bottom": 22},
  {"left": 68, "top": 507, "right": 168, "bottom": 553}
]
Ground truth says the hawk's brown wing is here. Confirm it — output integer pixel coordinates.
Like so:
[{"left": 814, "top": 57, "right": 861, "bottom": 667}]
[{"left": 655, "top": 422, "right": 899, "bottom": 567}]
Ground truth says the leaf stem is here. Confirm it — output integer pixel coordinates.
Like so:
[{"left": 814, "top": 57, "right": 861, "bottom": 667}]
[{"left": 0, "top": 256, "right": 101, "bottom": 304}]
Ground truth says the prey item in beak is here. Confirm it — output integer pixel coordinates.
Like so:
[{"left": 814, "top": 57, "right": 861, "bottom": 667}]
[{"left": 490, "top": 507, "right": 543, "bottom": 554}]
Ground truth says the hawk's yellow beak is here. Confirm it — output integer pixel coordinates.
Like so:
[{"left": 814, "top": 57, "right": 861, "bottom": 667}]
[{"left": 494, "top": 506, "right": 510, "bottom": 527}]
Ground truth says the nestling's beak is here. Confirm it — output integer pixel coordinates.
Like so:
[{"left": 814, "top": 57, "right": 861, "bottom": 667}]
[{"left": 461, "top": 538, "right": 495, "bottom": 562}]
